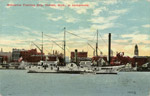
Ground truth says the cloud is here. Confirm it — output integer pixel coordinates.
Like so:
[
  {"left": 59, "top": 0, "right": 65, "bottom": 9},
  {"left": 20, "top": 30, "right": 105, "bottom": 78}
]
[
  {"left": 91, "top": 23, "right": 115, "bottom": 30},
  {"left": 102, "top": 0, "right": 118, "bottom": 5},
  {"left": 15, "top": 25, "right": 41, "bottom": 36},
  {"left": 47, "top": 14, "right": 62, "bottom": 21},
  {"left": 15, "top": 25, "right": 31, "bottom": 30},
  {"left": 142, "top": 24, "right": 150, "bottom": 28},
  {"left": 93, "top": 7, "right": 107, "bottom": 16},
  {"left": 110, "top": 9, "right": 128, "bottom": 14},
  {"left": 46, "top": 13, "right": 77, "bottom": 23},
  {"left": 0, "top": 36, "right": 32, "bottom": 47},
  {"left": 121, "top": 33, "right": 150, "bottom": 44},
  {"left": 65, "top": 17, "right": 78, "bottom": 23},
  {"left": 64, "top": 14, "right": 78, "bottom": 23},
  {"left": 114, "top": 39, "right": 130, "bottom": 43},
  {"left": 89, "top": 16, "right": 119, "bottom": 24},
  {"left": 50, "top": 5, "right": 65, "bottom": 10},
  {"left": 48, "top": 16, "right": 62, "bottom": 21}
]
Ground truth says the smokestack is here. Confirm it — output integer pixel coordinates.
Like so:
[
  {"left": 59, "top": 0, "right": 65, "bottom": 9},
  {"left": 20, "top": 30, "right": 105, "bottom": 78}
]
[
  {"left": 108, "top": 33, "right": 111, "bottom": 65},
  {"left": 75, "top": 49, "right": 78, "bottom": 66}
]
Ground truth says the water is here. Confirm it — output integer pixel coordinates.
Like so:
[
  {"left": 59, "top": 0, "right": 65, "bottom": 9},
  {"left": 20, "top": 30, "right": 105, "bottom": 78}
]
[{"left": 0, "top": 70, "right": 150, "bottom": 96}]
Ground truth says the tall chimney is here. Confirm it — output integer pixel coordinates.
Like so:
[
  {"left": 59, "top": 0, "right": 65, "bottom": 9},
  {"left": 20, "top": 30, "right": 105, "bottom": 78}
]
[
  {"left": 108, "top": 33, "right": 111, "bottom": 65},
  {"left": 75, "top": 49, "right": 78, "bottom": 66}
]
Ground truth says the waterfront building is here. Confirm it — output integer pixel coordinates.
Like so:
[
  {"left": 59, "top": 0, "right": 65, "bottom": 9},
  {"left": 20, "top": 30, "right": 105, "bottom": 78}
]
[
  {"left": 20, "top": 49, "right": 45, "bottom": 62},
  {"left": 12, "top": 48, "right": 25, "bottom": 62},
  {"left": 70, "top": 50, "right": 90, "bottom": 64},
  {"left": 133, "top": 56, "right": 148, "bottom": 67},
  {"left": 0, "top": 48, "right": 12, "bottom": 63},
  {"left": 20, "top": 49, "right": 64, "bottom": 64}
]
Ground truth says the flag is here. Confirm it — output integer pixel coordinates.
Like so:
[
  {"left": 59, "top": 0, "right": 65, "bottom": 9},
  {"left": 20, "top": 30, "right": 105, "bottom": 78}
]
[{"left": 18, "top": 57, "right": 23, "bottom": 62}]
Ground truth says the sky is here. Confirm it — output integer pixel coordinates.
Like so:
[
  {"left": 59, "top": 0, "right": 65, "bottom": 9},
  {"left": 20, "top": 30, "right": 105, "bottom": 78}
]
[{"left": 0, "top": 0, "right": 150, "bottom": 57}]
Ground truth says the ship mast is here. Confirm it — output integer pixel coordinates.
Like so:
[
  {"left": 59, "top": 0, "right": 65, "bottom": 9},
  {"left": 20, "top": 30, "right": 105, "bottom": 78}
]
[
  {"left": 64, "top": 27, "right": 66, "bottom": 66},
  {"left": 108, "top": 33, "right": 111, "bottom": 65},
  {"left": 41, "top": 32, "right": 43, "bottom": 61},
  {"left": 96, "top": 30, "right": 98, "bottom": 66},
  {"left": 96, "top": 30, "right": 98, "bottom": 57}
]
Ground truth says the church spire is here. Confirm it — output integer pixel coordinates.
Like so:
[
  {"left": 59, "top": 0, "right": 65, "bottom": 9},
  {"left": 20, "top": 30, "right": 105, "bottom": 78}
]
[{"left": 134, "top": 44, "right": 139, "bottom": 56}]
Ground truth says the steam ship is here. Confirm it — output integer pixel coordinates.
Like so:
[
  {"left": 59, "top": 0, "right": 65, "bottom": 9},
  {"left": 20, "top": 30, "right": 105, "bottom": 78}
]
[
  {"left": 26, "top": 28, "right": 123, "bottom": 74},
  {"left": 26, "top": 61, "right": 122, "bottom": 74}
]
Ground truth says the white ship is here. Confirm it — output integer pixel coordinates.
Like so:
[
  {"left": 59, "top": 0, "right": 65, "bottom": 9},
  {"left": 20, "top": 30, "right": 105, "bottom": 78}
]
[
  {"left": 26, "top": 29, "right": 123, "bottom": 74},
  {"left": 26, "top": 61, "right": 58, "bottom": 73},
  {"left": 26, "top": 61, "right": 123, "bottom": 74},
  {"left": 26, "top": 61, "right": 91, "bottom": 74},
  {"left": 92, "top": 65, "right": 124, "bottom": 74}
]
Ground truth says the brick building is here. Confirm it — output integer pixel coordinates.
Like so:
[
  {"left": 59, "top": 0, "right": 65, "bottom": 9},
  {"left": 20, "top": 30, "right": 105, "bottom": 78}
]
[
  {"left": 70, "top": 50, "right": 89, "bottom": 63},
  {"left": 12, "top": 48, "right": 25, "bottom": 62},
  {"left": 20, "top": 49, "right": 45, "bottom": 62}
]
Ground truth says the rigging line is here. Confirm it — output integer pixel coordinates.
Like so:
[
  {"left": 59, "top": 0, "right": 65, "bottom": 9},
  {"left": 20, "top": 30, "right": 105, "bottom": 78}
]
[
  {"left": 51, "top": 40, "right": 70, "bottom": 52},
  {"left": 99, "top": 33, "right": 108, "bottom": 46},
  {"left": 87, "top": 42, "right": 95, "bottom": 50},
  {"left": 44, "top": 34, "right": 56, "bottom": 39},
  {"left": 43, "top": 34, "right": 65, "bottom": 51},
  {"left": 92, "top": 32, "right": 96, "bottom": 41},
  {"left": 51, "top": 40, "right": 64, "bottom": 50},
  {"left": 66, "top": 31, "right": 96, "bottom": 43},
  {"left": 44, "top": 48, "right": 50, "bottom": 53},
  {"left": 31, "top": 41, "right": 42, "bottom": 52},
  {"left": 66, "top": 46, "right": 70, "bottom": 52},
  {"left": 98, "top": 48, "right": 101, "bottom": 52},
  {"left": 44, "top": 34, "right": 63, "bottom": 42}
]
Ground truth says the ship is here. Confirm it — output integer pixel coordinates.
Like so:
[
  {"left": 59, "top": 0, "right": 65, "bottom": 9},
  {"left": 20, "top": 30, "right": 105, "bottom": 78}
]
[
  {"left": 26, "top": 61, "right": 122, "bottom": 74},
  {"left": 26, "top": 28, "right": 123, "bottom": 74}
]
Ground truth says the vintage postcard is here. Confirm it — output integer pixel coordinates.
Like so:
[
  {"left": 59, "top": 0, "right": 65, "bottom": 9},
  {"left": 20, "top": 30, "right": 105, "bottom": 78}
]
[{"left": 0, "top": 0, "right": 150, "bottom": 96}]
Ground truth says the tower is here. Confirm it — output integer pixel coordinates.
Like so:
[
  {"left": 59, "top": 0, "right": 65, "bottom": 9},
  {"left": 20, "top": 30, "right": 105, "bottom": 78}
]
[{"left": 134, "top": 44, "right": 139, "bottom": 56}]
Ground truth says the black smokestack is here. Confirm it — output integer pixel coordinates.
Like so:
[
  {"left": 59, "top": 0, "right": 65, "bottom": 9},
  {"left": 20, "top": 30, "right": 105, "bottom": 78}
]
[
  {"left": 108, "top": 33, "right": 111, "bottom": 65},
  {"left": 75, "top": 49, "right": 78, "bottom": 65}
]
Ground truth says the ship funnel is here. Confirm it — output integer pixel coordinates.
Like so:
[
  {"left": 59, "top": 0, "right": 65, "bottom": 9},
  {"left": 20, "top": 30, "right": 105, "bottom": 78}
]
[
  {"left": 108, "top": 33, "right": 111, "bottom": 65},
  {"left": 75, "top": 49, "right": 78, "bottom": 66}
]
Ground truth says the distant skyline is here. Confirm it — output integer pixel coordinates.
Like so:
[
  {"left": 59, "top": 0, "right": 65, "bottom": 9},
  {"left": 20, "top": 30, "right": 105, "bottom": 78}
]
[{"left": 0, "top": 0, "right": 150, "bottom": 57}]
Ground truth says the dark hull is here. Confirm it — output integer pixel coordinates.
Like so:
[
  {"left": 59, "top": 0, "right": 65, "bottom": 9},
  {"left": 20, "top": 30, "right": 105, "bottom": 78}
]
[
  {"left": 28, "top": 70, "right": 82, "bottom": 74},
  {"left": 28, "top": 70, "right": 118, "bottom": 74},
  {"left": 96, "top": 73, "right": 117, "bottom": 74}
]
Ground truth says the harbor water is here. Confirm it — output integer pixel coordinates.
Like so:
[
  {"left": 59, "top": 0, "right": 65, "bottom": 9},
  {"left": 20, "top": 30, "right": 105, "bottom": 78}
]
[{"left": 0, "top": 70, "right": 150, "bottom": 96}]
